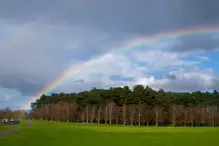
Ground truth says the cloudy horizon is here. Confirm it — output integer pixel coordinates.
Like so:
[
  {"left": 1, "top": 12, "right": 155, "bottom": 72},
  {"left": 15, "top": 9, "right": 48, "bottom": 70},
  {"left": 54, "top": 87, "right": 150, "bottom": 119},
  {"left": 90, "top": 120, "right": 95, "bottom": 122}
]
[{"left": 1, "top": 0, "right": 219, "bottom": 110}]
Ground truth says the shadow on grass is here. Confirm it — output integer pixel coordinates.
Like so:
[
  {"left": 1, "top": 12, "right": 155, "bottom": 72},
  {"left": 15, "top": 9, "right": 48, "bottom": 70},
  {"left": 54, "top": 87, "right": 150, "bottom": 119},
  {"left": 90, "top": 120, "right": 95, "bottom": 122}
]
[
  {"left": 0, "top": 128, "right": 21, "bottom": 139},
  {"left": 0, "top": 120, "right": 31, "bottom": 139}
]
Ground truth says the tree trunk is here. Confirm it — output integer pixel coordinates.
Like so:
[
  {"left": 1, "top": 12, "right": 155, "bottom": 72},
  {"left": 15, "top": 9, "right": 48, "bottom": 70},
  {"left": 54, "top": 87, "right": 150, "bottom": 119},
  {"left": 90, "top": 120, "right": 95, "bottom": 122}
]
[
  {"left": 172, "top": 105, "right": 176, "bottom": 127},
  {"left": 138, "top": 106, "right": 141, "bottom": 126},
  {"left": 109, "top": 102, "right": 113, "bottom": 124},
  {"left": 97, "top": 107, "right": 101, "bottom": 124},
  {"left": 130, "top": 106, "right": 135, "bottom": 126},
  {"left": 91, "top": 106, "right": 95, "bottom": 124},
  {"left": 154, "top": 108, "right": 159, "bottom": 127},
  {"left": 82, "top": 111, "right": 85, "bottom": 123},
  {"left": 66, "top": 104, "right": 69, "bottom": 122},
  {"left": 116, "top": 107, "right": 119, "bottom": 125},
  {"left": 86, "top": 106, "right": 89, "bottom": 123},
  {"left": 123, "top": 104, "right": 126, "bottom": 125},
  {"left": 105, "top": 104, "right": 108, "bottom": 124},
  {"left": 191, "top": 107, "right": 194, "bottom": 127},
  {"left": 57, "top": 109, "right": 60, "bottom": 122},
  {"left": 184, "top": 108, "right": 188, "bottom": 127}
]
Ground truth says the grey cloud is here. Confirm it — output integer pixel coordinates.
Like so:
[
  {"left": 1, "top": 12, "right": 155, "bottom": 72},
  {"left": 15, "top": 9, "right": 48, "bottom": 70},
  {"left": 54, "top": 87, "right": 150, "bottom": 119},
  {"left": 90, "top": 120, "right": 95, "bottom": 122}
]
[
  {"left": 0, "top": 72, "right": 45, "bottom": 95},
  {"left": 0, "top": 20, "right": 129, "bottom": 96},
  {"left": 199, "top": 56, "right": 210, "bottom": 62},
  {"left": 170, "top": 35, "right": 219, "bottom": 52},
  {"left": 0, "top": 87, "right": 31, "bottom": 109},
  {"left": 181, "top": 0, "right": 219, "bottom": 25},
  {"left": 56, "top": 77, "right": 131, "bottom": 94},
  {"left": 0, "top": 0, "right": 60, "bottom": 21},
  {"left": 165, "top": 74, "right": 177, "bottom": 80},
  {"left": 1, "top": 0, "right": 219, "bottom": 109},
  {"left": 153, "top": 69, "right": 219, "bottom": 92},
  {"left": 1, "top": 0, "right": 219, "bottom": 34},
  {"left": 73, "top": 79, "right": 84, "bottom": 83}
]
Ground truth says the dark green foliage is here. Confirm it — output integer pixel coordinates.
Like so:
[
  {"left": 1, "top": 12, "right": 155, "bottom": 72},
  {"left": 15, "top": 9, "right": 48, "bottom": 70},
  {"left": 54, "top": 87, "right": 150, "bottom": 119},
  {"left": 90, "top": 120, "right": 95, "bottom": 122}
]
[
  {"left": 28, "top": 85, "right": 219, "bottom": 126},
  {"left": 31, "top": 85, "right": 219, "bottom": 109}
]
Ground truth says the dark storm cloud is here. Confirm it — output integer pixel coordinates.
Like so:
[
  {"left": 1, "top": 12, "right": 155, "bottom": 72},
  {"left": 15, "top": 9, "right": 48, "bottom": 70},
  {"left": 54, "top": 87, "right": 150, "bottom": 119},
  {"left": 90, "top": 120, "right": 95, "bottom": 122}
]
[
  {"left": 0, "top": 0, "right": 60, "bottom": 21},
  {"left": 1, "top": 0, "right": 219, "bottom": 97},
  {"left": 73, "top": 79, "right": 84, "bottom": 83},
  {"left": 180, "top": 0, "right": 219, "bottom": 25},
  {"left": 0, "top": 73, "right": 45, "bottom": 95},
  {"left": 169, "top": 35, "right": 219, "bottom": 52},
  {"left": 1, "top": 0, "right": 219, "bottom": 34},
  {"left": 165, "top": 74, "right": 177, "bottom": 80}
]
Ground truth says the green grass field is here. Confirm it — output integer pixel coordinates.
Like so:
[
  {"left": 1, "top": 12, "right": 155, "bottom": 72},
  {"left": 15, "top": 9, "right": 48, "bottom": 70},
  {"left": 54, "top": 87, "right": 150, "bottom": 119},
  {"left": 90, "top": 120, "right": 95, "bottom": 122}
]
[
  {"left": 0, "top": 121, "right": 27, "bottom": 132},
  {"left": 1, "top": 120, "right": 219, "bottom": 146}
]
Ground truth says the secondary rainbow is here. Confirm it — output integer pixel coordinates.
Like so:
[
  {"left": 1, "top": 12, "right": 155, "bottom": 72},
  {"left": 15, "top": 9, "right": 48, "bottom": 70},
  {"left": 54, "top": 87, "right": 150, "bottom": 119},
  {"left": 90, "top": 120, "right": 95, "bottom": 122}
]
[{"left": 20, "top": 25, "right": 219, "bottom": 115}]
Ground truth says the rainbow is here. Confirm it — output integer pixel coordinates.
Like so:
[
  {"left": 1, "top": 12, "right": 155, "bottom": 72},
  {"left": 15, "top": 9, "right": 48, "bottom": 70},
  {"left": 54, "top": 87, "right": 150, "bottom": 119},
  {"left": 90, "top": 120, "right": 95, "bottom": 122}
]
[{"left": 19, "top": 25, "right": 219, "bottom": 117}]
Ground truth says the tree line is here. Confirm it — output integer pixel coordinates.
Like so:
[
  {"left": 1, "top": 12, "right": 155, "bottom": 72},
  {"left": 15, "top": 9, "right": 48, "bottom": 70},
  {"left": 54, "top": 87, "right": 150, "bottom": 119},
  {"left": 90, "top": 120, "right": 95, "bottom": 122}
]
[
  {"left": 27, "top": 85, "right": 219, "bottom": 127},
  {"left": 0, "top": 107, "right": 25, "bottom": 120}
]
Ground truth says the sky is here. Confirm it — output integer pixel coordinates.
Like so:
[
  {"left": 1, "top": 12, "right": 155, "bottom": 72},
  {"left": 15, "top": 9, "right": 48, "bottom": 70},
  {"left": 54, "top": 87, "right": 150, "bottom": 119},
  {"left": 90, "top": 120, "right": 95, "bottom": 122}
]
[{"left": 1, "top": 0, "right": 219, "bottom": 110}]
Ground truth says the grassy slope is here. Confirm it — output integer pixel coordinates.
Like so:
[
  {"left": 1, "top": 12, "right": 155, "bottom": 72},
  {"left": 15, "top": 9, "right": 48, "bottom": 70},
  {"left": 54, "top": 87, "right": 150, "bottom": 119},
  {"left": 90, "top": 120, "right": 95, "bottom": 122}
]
[{"left": 1, "top": 120, "right": 219, "bottom": 146}]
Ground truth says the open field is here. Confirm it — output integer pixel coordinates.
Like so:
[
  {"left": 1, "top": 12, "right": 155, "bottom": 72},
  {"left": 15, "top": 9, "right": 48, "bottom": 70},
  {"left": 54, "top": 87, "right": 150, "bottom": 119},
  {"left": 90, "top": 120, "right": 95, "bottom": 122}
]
[
  {"left": 0, "top": 121, "right": 26, "bottom": 132},
  {"left": 1, "top": 120, "right": 219, "bottom": 146}
]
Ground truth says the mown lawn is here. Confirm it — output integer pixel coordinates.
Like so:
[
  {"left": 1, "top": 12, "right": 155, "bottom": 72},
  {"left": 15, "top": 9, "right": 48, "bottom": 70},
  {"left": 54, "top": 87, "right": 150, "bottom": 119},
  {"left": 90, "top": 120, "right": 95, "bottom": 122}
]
[
  {"left": 0, "top": 121, "right": 27, "bottom": 132},
  {"left": 1, "top": 120, "right": 219, "bottom": 146}
]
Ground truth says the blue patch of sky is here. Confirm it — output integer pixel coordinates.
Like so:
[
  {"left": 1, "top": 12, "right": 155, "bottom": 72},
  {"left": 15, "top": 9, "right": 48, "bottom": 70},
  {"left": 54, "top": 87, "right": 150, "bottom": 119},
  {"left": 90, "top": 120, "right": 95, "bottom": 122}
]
[
  {"left": 181, "top": 50, "right": 219, "bottom": 74},
  {"left": 135, "top": 61, "right": 148, "bottom": 67},
  {"left": 198, "top": 51, "right": 219, "bottom": 74},
  {"left": 151, "top": 70, "right": 171, "bottom": 79},
  {"left": 110, "top": 75, "right": 134, "bottom": 81},
  {"left": 182, "top": 55, "right": 202, "bottom": 69}
]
